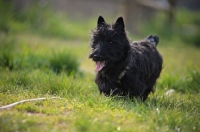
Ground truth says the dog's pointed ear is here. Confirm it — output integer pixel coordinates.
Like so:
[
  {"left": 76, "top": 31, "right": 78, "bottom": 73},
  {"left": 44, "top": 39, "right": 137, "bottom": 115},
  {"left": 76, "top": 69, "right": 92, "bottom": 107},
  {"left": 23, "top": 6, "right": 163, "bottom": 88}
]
[
  {"left": 97, "top": 16, "right": 105, "bottom": 28},
  {"left": 115, "top": 17, "right": 125, "bottom": 30}
]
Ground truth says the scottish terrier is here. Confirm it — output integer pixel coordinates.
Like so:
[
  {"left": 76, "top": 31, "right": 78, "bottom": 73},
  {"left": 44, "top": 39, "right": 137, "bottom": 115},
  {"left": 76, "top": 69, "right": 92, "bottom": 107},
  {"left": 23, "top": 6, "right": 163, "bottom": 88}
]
[{"left": 89, "top": 16, "right": 163, "bottom": 101}]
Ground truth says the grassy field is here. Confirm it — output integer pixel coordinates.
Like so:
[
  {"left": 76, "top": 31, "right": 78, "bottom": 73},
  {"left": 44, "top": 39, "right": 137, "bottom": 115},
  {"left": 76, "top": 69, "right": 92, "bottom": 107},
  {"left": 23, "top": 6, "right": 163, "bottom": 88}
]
[{"left": 0, "top": 2, "right": 200, "bottom": 132}]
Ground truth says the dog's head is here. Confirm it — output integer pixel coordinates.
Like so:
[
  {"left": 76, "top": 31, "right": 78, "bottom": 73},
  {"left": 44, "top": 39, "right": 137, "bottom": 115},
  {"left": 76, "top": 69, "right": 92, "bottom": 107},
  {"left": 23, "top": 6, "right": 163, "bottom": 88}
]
[{"left": 89, "top": 16, "right": 130, "bottom": 72}]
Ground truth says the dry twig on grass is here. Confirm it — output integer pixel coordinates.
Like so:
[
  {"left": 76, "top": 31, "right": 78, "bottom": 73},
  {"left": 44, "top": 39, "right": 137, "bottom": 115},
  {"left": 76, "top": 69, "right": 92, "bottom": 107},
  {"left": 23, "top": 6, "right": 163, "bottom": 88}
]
[{"left": 0, "top": 97, "right": 61, "bottom": 110}]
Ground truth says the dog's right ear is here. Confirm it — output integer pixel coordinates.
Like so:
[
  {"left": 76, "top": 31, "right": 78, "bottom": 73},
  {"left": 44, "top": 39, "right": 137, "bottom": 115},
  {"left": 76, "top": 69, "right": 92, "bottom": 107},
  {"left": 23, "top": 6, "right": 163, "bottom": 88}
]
[{"left": 97, "top": 16, "right": 105, "bottom": 28}]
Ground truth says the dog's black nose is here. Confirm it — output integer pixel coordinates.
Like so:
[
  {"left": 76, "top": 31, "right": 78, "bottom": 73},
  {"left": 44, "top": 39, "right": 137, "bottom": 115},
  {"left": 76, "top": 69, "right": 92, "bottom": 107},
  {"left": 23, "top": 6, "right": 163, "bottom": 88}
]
[{"left": 93, "top": 54, "right": 102, "bottom": 60}]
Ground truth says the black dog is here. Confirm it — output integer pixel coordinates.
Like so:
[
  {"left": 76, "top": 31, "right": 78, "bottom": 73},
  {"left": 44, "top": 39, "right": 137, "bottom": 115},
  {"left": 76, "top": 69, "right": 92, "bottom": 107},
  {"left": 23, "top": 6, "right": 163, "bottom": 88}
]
[{"left": 89, "top": 16, "right": 163, "bottom": 101}]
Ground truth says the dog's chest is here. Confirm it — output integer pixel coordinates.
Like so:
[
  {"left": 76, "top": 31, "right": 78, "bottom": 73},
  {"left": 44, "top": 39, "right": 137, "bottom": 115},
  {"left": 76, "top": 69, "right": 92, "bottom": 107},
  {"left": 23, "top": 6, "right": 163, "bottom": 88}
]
[{"left": 99, "top": 66, "right": 130, "bottom": 85}]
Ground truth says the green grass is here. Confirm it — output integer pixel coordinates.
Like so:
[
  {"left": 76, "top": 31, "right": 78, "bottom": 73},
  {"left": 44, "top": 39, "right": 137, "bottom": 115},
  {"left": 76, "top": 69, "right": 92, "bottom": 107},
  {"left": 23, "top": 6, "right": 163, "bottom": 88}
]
[
  {"left": 0, "top": 33, "right": 199, "bottom": 132},
  {"left": 0, "top": 1, "right": 200, "bottom": 132}
]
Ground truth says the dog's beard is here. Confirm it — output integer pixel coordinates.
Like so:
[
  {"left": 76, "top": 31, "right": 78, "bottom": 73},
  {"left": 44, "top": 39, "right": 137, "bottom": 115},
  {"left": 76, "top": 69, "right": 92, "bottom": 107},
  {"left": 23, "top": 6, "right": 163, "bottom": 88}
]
[{"left": 96, "top": 61, "right": 105, "bottom": 71}]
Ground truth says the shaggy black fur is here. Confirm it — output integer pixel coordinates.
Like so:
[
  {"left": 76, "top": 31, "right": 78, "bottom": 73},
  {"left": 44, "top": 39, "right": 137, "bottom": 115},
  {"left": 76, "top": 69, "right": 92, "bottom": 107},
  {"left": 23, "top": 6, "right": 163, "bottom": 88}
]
[{"left": 89, "top": 16, "right": 163, "bottom": 101}]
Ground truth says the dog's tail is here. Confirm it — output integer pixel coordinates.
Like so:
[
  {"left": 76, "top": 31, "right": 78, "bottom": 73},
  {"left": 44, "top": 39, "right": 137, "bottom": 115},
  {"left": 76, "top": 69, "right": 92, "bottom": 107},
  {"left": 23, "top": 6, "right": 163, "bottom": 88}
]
[{"left": 147, "top": 35, "right": 159, "bottom": 47}]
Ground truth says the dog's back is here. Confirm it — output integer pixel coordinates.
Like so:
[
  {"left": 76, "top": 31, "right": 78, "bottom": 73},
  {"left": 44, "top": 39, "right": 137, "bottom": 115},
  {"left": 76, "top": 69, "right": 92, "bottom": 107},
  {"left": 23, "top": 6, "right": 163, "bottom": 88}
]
[{"left": 123, "top": 39, "right": 163, "bottom": 100}]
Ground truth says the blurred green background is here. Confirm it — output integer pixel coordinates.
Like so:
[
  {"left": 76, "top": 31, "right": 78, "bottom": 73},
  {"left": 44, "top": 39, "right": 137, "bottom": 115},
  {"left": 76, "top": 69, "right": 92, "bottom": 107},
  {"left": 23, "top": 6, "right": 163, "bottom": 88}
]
[{"left": 1, "top": 0, "right": 200, "bottom": 44}]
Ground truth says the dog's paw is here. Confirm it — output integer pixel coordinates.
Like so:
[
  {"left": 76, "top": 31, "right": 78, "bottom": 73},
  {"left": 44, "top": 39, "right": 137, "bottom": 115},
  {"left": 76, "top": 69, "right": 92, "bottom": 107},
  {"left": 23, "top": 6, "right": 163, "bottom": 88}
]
[{"left": 147, "top": 35, "right": 159, "bottom": 46}]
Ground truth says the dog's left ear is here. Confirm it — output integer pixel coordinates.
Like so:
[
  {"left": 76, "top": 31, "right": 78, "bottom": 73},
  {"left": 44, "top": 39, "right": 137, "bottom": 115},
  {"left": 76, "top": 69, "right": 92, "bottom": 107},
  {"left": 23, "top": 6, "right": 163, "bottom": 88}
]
[{"left": 115, "top": 17, "right": 125, "bottom": 30}]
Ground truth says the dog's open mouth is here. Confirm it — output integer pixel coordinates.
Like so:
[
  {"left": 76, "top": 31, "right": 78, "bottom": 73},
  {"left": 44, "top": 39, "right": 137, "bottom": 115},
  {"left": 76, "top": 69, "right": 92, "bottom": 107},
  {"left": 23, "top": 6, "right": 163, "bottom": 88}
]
[{"left": 96, "top": 61, "right": 105, "bottom": 71}]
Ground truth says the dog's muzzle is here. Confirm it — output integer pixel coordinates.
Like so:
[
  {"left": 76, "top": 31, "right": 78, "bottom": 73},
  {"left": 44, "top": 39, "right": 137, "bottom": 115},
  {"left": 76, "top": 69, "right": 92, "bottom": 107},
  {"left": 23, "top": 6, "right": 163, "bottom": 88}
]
[
  {"left": 93, "top": 54, "right": 104, "bottom": 61},
  {"left": 89, "top": 54, "right": 107, "bottom": 72}
]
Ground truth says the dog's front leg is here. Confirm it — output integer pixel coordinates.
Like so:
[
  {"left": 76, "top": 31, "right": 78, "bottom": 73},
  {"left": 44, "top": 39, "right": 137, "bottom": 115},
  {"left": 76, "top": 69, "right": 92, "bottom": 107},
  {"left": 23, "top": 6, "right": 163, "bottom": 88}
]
[{"left": 95, "top": 73, "right": 122, "bottom": 96}]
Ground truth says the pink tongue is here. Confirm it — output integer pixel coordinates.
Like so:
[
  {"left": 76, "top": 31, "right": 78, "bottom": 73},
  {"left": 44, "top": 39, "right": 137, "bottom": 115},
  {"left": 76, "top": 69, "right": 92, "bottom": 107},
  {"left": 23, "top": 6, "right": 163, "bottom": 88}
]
[{"left": 96, "top": 61, "right": 105, "bottom": 71}]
